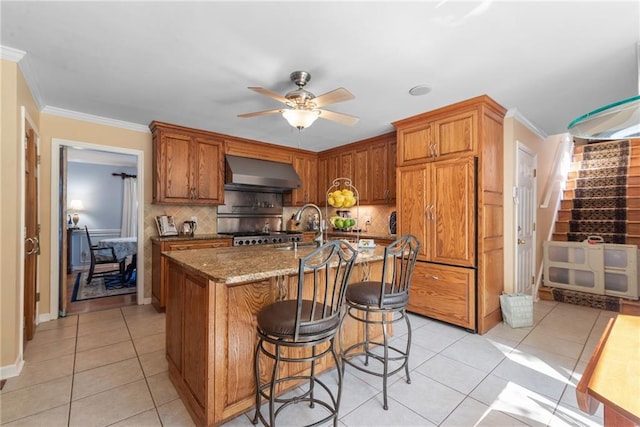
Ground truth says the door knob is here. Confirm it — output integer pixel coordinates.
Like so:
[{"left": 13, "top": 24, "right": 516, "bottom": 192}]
[{"left": 517, "top": 239, "right": 526, "bottom": 245}]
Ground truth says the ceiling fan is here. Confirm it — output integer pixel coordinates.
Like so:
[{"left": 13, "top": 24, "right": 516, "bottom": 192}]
[{"left": 238, "top": 71, "right": 359, "bottom": 130}]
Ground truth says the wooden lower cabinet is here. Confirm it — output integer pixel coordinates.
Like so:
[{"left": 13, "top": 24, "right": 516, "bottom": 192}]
[
  {"left": 407, "top": 262, "right": 476, "bottom": 330},
  {"left": 152, "top": 239, "right": 231, "bottom": 312},
  {"left": 165, "top": 258, "right": 382, "bottom": 426}
]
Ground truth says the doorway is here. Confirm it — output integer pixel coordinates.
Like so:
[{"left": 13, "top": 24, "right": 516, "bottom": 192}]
[{"left": 50, "top": 139, "right": 144, "bottom": 319}]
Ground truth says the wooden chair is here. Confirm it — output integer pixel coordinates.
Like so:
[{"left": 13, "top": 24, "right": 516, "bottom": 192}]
[
  {"left": 340, "top": 234, "right": 421, "bottom": 410},
  {"left": 253, "top": 241, "right": 358, "bottom": 427},
  {"left": 84, "top": 226, "right": 125, "bottom": 284}
]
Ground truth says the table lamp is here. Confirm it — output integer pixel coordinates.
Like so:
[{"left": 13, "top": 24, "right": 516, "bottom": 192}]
[{"left": 69, "top": 199, "right": 84, "bottom": 228}]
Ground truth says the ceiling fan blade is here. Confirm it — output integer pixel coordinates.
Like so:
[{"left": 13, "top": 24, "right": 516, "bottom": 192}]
[
  {"left": 237, "top": 108, "right": 284, "bottom": 118},
  {"left": 313, "top": 88, "right": 355, "bottom": 108},
  {"left": 248, "top": 87, "right": 290, "bottom": 105},
  {"left": 317, "top": 109, "right": 359, "bottom": 126}
]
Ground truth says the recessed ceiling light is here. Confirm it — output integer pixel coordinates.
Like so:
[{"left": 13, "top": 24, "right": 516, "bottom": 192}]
[{"left": 409, "top": 85, "right": 432, "bottom": 96}]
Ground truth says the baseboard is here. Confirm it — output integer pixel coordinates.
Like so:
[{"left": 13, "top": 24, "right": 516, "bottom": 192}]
[
  {"left": 0, "top": 354, "right": 24, "bottom": 380},
  {"left": 38, "top": 312, "right": 54, "bottom": 323}
]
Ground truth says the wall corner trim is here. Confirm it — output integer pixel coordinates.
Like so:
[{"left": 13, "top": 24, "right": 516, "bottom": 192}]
[{"left": 505, "top": 108, "right": 548, "bottom": 140}]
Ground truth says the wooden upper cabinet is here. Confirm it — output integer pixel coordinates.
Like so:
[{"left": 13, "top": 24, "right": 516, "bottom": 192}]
[
  {"left": 288, "top": 152, "right": 318, "bottom": 206},
  {"left": 319, "top": 132, "right": 396, "bottom": 206},
  {"left": 151, "top": 121, "right": 224, "bottom": 205},
  {"left": 387, "top": 139, "right": 397, "bottom": 201},
  {"left": 397, "top": 122, "right": 433, "bottom": 165},
  {"left": 354, "top": 146, "right": 370, "bottom": 203},
  {"left": 339, "top": 150, "right": 355, "bottom": 182},
  {"left": 369, "top": 136, "right": 396, "bottom": 205},
  {"left": 433, "top": 109, "right": 477, "bottom": 158},
  {"left": 318, "top": 153, "right": 339, "bottom": 200},
  {"left": 395, "top": 108, "right": 477, "bottom": 166}
]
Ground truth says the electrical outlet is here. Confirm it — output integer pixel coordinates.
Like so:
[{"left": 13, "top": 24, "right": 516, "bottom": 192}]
[
  {"left": 190, "top": 216, "right": 198, "bottom": 225},
  {"left": 363, "top": 215, "right": 372, "bottom": 225}
]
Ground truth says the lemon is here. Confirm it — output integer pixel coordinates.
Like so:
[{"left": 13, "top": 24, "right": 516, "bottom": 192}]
[{"left": 327, "top": 196, "right": 335, "bottom": 206}]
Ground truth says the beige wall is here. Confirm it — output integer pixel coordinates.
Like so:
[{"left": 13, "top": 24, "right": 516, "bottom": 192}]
[
  {"left": 1, "top": 59, "right": 40, "bottom": 370},
  {"left": 39, "top": 115, "right": 153, "bottom": 313},
  {"left": 504, "top": 113, "right": 565, "bottom": 294}
]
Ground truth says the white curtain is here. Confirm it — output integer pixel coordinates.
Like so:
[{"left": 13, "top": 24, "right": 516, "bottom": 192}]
[{"left": 121, "top": 177, "right": 138, "bottom": 237}]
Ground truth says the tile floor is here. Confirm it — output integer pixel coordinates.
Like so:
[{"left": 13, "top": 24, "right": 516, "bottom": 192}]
[{"left": 0, "top": 300, "right": 612, "bottom": 426}]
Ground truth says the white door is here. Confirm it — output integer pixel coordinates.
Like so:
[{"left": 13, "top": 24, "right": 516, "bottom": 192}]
[{"left": 516, "top": 144, "right": 537, "bottom": 294}]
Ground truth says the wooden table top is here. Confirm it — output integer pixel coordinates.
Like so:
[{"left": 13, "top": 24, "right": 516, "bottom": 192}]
[{"left": 587, "top": 314, "right": 640, "bottom": 424}]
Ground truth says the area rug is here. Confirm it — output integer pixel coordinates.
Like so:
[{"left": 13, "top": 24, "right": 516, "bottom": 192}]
[
  {"left": 71, "top": 271, "right": 136, "bottom": 302},
  {"left": 551, "top": 288, "right": 620, "bottom": 312}
]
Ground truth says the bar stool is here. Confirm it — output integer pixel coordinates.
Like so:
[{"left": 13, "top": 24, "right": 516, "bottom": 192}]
[
  {"left": 253, "top": 241, "right": 358, "bottom": 427},
  {"left": 340, "top": 235, "right": 421, "bottom": 410}
]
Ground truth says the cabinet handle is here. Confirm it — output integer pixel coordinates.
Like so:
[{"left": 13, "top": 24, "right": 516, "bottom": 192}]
[
  {"left": 431, "top": 275, "right": 439, "bottom": 280},
  {"left": 429, "top": 143, "right": 436, "bottom": 158},
  {"left": 433, "top": 143, "right": 439, "bottom": 158},
  {"left": 430, "top": 205, "right": 435, "bottom": 221}
]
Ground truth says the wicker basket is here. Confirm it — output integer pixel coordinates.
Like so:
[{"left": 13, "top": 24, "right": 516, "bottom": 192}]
[{"left": 499, "top": 293, "right": 533, "bottom": 328}]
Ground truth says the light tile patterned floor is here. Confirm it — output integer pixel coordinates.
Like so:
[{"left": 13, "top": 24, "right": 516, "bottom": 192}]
[{"left": 0, "top": 301, "right": 612, "bottom": 426}]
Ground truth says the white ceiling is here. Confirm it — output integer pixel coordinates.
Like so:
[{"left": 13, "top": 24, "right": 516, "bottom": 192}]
[{"left": 2, "top": 1, "right": 639, "bottom": 152}]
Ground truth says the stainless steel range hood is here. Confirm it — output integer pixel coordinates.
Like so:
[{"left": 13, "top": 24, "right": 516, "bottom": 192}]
[{"left": 224, "top": 155, "right": 301, "bottom": 192}]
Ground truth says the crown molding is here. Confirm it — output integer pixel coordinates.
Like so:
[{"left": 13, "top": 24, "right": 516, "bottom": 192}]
[
  {"left": 505, "top": 108, "right": 548, "bottom": 139},
  {"left": 41, "top": 106, "right": 151, "bottom": 133},
  {"left": 1, "top": 45, "right": 45, "bottom": 109},
  {"left": 0, "top": 45, "right": 26, "bottom": 62}
]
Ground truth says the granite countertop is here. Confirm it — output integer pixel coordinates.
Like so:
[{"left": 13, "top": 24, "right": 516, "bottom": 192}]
[
  {"left": 150, "top": 233, "right": 230, "bottom": 243},
  {"left": 162, "top": 244, "right": 386, "bottom": 285}
]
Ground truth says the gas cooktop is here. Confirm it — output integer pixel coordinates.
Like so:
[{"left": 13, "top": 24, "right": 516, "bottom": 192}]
[{"left": 218, "top": 231, "right": 304, "bottom": 246}]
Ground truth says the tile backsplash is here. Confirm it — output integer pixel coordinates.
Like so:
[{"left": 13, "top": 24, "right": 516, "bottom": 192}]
[{"left": 284, "top": 204, "right": 397, "bottom": 236}]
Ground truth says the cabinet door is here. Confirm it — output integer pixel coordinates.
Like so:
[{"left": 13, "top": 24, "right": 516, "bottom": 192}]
[
  {"left": 291, "top": 153, "right": 318, "bottom": 206},
  {"left": 318, "top": 154, "right": 339, "bottom": 200},
  {"left": 165, "top": 261, "right": 184, "bottom": 371},
  {"left": 183, "top": 272, "right": 208, "bottom": 410},
  {"left": 369, "top": 141, "right": 388, "bottom": 204},
  {"left": 397, "top": 165, "right": 428, "bottom": 260},
  {"left": 433, "top": 110, "right": 477, "bottom": 158},
  {"left": 339, "top": 150, "right": 355, "bottom": 182},
  {"left": 387, "top": 139, "right": 397, "bottom": 203},
  {"left": 397, "top": 122, "right": 433, "bottom": 165},
  {"left": 429, "top": 157, "right": 476, "bottom": 267},
  {"left": 408, "top": 262, "right": 476, "bottom": 330},
  {"left": 192, "top": 136, "right": 224, "bottom": 204},
  {"left": 354, "top": 146, "right": 370, "bottom": 204},
  {"left": 155, "top": 131, "right": 193, "bottom": 203}
]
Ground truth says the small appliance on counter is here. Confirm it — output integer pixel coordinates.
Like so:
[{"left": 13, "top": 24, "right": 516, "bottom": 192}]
[{"left": 182, "top": 220, "right": 197, "bottom": 237}]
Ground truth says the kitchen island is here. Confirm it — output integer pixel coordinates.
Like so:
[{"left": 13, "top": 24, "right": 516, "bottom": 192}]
[{"left": 162, "top": 244, "right": 387, "bottom": 426}]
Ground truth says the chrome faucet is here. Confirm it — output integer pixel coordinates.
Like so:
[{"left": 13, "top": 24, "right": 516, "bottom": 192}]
[{"left": 294, "top": 203, "right": 324, "bottom": 247}]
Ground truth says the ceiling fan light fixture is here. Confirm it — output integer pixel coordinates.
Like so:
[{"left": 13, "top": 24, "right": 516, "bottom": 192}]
[{"left": 282, "top": 109, "right": 320, "bottom": 130}]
